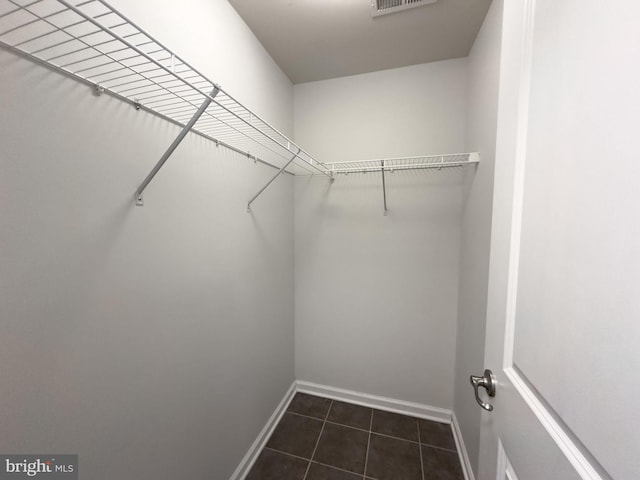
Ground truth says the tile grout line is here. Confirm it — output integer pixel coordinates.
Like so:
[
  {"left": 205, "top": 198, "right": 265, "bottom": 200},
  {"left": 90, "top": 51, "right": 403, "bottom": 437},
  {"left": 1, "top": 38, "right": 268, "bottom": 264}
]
[
  {"left": 421, "top": 442, "right": 458, "bottom": 453},
  {"left": 265, "top": 447, "right": 377, "bottom": 478},
  {"left": 368, "top": 431, "right": 422, "bottom": 446},
  {"left": 288, "top": 410, "right": 459, "bottom": 450},
  {"left": 417, "top": 418, "right": 425, "bottom": 480},
  {"left": 362, "top": 408, "right": 374, "bottom": 479},
  {"left": 302, "top": 399, "right": 333, "bottom": 480},
  {"left": 315, "top": 460, "right": 376, "bottom": 479},
  {"left": 264, "top": 447, "right": 310, "bottom": 463},
  {"left": 289, "top": 411, "right": 371, "bottom": 433}
]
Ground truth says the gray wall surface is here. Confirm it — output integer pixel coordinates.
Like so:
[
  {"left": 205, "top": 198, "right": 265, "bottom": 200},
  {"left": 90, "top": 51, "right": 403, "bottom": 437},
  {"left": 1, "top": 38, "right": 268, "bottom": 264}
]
[
  {"left": 0, "top": 1, "right": 295, "bottom": 479},
  {"left": 453, "top": 0, "right": 503, "bottom": 474},
  {"left": 293, "top": 60, "right": 470, "bottom": 408}
]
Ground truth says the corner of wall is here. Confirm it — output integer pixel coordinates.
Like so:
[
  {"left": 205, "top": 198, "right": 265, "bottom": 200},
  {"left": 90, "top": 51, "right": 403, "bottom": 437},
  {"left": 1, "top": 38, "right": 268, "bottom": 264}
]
[{"left": 453, "top": 0, "right": 504, "bottom": 475}]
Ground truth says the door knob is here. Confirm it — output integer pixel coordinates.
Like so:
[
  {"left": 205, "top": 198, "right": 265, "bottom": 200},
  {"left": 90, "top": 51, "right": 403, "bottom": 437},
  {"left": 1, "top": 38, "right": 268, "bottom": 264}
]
[{"left": 470, "top": 369, "right": 496, "bottom": 411}]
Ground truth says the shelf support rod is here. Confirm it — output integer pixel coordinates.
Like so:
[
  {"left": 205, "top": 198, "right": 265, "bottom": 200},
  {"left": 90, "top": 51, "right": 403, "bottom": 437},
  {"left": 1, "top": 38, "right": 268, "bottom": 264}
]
[
  {"left": 381, "top": 160, "right": 388, "bottom": 216},
  {"left": 135, "top": 87, "right": 220, "bottom": 206},
  {"left": 247, "top": 148, "right": 301, "bottom": 213}
]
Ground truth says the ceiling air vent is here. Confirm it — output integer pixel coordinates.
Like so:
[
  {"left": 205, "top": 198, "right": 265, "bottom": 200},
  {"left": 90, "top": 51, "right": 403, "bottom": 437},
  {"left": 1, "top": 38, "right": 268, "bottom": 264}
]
[{"left": 370, "top": 0, "right": 438, "bottom": 18}]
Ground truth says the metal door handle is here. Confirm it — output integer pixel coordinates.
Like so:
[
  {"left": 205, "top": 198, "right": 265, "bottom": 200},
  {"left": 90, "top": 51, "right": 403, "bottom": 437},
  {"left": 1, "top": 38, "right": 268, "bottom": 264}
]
[{"left": 470, "top": 369, "right": 496, "bottom": 411}]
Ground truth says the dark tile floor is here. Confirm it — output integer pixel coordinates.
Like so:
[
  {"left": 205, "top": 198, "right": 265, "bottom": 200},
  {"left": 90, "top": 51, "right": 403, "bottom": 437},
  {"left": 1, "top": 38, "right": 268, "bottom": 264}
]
[{"left": 247, "top": 393, "right": 465, "bottom": 480}]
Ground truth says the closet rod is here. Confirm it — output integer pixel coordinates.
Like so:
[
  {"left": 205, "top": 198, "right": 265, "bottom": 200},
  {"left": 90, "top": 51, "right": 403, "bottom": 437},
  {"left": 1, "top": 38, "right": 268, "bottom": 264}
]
[
  {"left": 247, "top": 148, "right": 301, "bottom": 213},
  {"left": 135, "top": 87, "right": 220, "bottom": 206}
]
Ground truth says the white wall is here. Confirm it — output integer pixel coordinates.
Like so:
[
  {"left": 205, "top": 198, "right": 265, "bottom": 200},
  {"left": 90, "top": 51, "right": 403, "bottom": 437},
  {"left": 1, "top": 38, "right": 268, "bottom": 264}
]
[
  {"left": 453, "top": 0, "right": 503, "bottom": 474},
  {"left": 294, "top": 60, "right": 469, "bottom": 408},
  {"left": 0, "top": 1, "right": 294, "bottom": 479}
]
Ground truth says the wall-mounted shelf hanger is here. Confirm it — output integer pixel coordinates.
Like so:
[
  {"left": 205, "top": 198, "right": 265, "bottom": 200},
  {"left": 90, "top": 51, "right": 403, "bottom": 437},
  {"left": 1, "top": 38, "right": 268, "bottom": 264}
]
[
  {"left": 0, "top": 0, "right": 330, "bottom": 207},
  {"left": 323, "top": 153, "right": 480, "bottom": 215}
]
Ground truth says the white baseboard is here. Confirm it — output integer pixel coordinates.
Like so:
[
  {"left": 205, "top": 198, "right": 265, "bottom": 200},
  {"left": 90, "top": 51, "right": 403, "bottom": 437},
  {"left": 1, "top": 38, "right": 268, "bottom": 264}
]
[
  {"left": 295, "top": 380, "right": 452, "bottom": 424},
  {"left": 451, "top": 412, "right": 476, "bottom": 480},
  {"left": 229, "top": 381, "right": 297, "bottom": 480}
]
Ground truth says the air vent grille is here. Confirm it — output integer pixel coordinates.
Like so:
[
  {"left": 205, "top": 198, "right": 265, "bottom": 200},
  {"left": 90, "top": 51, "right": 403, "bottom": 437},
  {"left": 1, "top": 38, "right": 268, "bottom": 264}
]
[
  {"left": 377, "top": 0, "right": 403, "bottom": 10},
  {"left": 371, "top": 0, "right": 438, "bottom": 17}
]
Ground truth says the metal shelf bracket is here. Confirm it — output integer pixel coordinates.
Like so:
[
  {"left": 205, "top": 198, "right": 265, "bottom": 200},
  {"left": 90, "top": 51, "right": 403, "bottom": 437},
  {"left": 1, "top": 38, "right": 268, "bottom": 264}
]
[
  {"left": 381, "top": 160, "right": 388, "bottom": 216},
  {"left": 247, "top": 148, "right": 301, "bottom": 213},
  {"left": 135, "top": 87, "right": 220, "bottom": 206}
]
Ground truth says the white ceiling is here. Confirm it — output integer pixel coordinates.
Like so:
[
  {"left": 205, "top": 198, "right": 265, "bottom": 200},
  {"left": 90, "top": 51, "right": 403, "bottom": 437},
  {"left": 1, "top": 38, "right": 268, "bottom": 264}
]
[{"left": 227, "top": 0, "right": 492, "bottom": 84}]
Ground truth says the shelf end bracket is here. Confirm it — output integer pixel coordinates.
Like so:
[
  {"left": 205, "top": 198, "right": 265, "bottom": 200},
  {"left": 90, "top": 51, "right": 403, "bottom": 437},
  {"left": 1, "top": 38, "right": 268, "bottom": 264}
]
[
  {"left": 247, "top": 148, "right": 301, "bottom": 212},
  {"left": 134, "top": 86, "right": 220, "bottom": 206},
  {"left": 381, "top": 160, "right": 388, "bottom": 216}
]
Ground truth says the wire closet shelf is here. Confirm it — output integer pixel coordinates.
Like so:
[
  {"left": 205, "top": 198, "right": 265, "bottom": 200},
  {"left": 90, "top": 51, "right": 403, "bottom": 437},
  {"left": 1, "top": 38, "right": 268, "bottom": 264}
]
[
  {"left": 324, "top": 153, "right": 479, "bottom": 216},
  {"left": 324, "top": 153, "right": 479, "bottom": 175},
  {"left": 0, "top": 0, "right": 327, "bottom": 182},
  {"left": 0, "top": 0, "right": 480, "bottom": 209}
]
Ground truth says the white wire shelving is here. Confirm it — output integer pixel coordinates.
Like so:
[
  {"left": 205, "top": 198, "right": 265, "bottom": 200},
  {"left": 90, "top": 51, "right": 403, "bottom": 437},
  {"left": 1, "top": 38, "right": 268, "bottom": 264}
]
[
  {"left": 0, "top": 0, "right": 328, "bottom": 209},
  {"left": 0, "top": 0, "right": 480, "bottom": 211},
  {"left": 322, "top": 153, "right": 480, "bottom": 215},
  {"left": 324, "top": 153, "right": 479, "bottom": 175}
]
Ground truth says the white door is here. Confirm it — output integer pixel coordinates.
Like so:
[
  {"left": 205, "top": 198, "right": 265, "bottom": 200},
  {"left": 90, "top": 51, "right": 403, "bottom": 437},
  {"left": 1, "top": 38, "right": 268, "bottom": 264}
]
[{"left": 474, "top": 1, "right": 640, "bottom": 479}]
